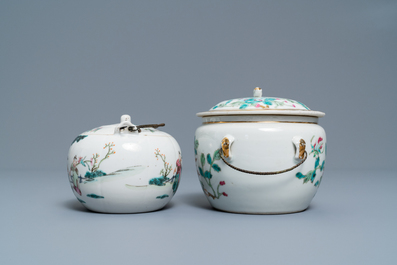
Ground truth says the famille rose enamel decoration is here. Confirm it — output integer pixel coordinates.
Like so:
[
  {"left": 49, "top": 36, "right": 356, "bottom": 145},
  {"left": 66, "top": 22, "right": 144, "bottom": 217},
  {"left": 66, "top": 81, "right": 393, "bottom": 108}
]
[
  {"left": 195, "top": 87, "right": 326, "bottom": 214},
  {"left": 67, "top": 115, "right": 182, "bottom": 213}
]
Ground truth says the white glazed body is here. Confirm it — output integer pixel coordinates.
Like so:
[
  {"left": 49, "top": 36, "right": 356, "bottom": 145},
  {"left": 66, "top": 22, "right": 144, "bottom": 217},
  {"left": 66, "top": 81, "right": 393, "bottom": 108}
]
[
  {"left": 67, "top": 125, "right": 182, "bottom": 213},
  {"left": 194, "top": 119, "right": 326, "bottom": 214}
]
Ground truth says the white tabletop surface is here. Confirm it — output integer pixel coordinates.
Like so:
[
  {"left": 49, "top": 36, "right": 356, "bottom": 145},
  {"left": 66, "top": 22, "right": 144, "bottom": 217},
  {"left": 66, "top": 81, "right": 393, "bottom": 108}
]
[{"left": 1, "top": 169, "right": 396, "bottom": 265}]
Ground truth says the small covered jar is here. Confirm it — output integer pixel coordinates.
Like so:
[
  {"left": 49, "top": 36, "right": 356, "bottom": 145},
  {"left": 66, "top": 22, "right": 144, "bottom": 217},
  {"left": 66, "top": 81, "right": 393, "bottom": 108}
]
[
  {"left": 67, "top": 115, "right": 182, "bottom": 213},
  {"left": 194, "top": 87, "right": 326, "bottom": 214}
]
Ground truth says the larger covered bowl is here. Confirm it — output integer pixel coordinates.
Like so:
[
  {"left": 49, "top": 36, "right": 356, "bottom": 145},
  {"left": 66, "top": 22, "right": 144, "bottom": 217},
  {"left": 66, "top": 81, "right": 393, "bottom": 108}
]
[
  {"left": 194, "top": 87, "right": 326, "bottom": 214},
  {"left": 67, "top": 115, "right": 182, "bottom": 213}
]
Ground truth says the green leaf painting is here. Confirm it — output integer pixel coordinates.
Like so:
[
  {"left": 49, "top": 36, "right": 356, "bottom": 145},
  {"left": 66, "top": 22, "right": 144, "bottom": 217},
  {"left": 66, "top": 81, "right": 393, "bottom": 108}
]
[
  {"left": 320, "top": 161, "right": 325, "bottom": 171},
  {"left": 71, "top": 135, "right": 88, "bottom": 145},
  {"left": 199, "top": 167, "right": 204, "bottom": 177},
  {"left": 213, "top": 149, "right": 221, "bottom": 161},
  {"left": 296, "top": 136, "right": 326, "bottom": 186},
  {"left": 296, "top": 172, "right": 305, "bottom": 179},
  {"left": 207, "top": 154, "right": 212, "bottom": 165},
  {"left": 87, "top": 194, "right": 104, "bottom": 199},
  {"left": 194, "top": 137, "right": 199, "bottom": 155},
  {"left": 297, "top": 167, "right": 316, "bottom": 184},
  {"left": 149, "top": 176, "right": 169, "bottom": 186},
  {"left": 156, "top": 194, "right": 169, "bottom": 199},
  {"left": 85, "top": 170, "right": 106, "bottom": 179},
  {"left": 240, "top": 104, "right": 248, "bottom": 109},
  {"left": 314, "top": 157, "right": 319, "bottom": 169},
  {"left": 212, "top": 164, "right": 221, "bottom": 172},
  {"left": 194, "top": 140, "right": 227, "bottom": 200},
  {"left": 77, "top": 198, "right": 86, "bottom": 203}
]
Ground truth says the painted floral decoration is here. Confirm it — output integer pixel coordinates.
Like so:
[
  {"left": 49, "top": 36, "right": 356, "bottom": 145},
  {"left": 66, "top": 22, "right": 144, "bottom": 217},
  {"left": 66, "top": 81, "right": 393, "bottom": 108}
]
[
  {"left": 296, "top": 136, "right": 326, "bottom": 186},
  {"left": 173, "top": 155, "right": 182, "bottom": 194},
  {"left": 68, "top": 142, "right": 116, "bottom": 196},
  {"left": 84, "top": 142, "right": 116, "bottom": 179},
  {"left": 211, "top": 97, "right": 310, "bottom": 110},
  {"left": 195, "top": 140, "right": 227, "bottom": 199},
  {"left": 149, "top": 149, "right": 182, "bottom": 197}
]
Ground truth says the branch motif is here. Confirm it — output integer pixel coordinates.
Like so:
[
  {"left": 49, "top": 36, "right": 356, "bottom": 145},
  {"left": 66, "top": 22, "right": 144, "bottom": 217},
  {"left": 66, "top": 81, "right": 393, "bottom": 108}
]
[
  {"left": 69, "top": 142, "right": 117, "bottom": 189},
  {"left": 149, "top": 148, "right": 174, "bottom": 187},
  {"left": 154, "top": 148, "right": 172, "bottom": 178}
]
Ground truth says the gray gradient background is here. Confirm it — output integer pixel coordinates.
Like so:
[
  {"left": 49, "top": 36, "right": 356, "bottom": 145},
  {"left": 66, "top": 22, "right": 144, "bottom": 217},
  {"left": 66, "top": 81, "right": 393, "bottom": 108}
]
[
  {"left": 1, "top": 0, "right": 396, "bottom": 171},
  {"left": 1, "top": 1, "right": 396, "bottom": 264}
]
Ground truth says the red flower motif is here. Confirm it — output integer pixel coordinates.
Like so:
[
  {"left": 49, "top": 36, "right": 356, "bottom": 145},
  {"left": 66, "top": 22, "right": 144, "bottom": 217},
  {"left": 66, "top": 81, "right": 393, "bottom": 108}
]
[
  {"left": 219, "top": 181, "right": 225, "bottom": 186},
  {"left": 222, "top": 192, "right": 228, "bottom": 197},
  {"left": 176, "top": 158, "right": 182, "bottom": 174},
  {"left": 318, "top": 137, "right": 323, "bottom": 143}
]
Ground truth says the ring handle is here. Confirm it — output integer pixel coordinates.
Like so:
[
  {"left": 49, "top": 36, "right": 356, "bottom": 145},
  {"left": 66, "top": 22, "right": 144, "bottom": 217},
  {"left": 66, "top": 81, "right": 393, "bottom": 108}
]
[{"left": 219, "top": 136, "right": 307, "bottom": 175}]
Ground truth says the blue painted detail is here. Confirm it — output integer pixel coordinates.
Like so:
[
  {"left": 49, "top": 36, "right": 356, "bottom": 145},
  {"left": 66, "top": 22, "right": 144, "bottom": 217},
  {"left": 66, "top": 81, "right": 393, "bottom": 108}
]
[
  {"left": 71, "top": 135, "right": 88, "bottom": 145},
  {"left": 85, "top": 170, "right": 106, "bottom": 179},
  {"left": 156, "top": 194, "right": 169, "bottom": 199},
  {"left": 149, "top": 176, "right": 169, "bottom": 186},
  {"left": 87, "top": 194, "right": 104, "bottom": 199},
  {"left": 77, "top": 198, "right": 86, "bottom": 203}
]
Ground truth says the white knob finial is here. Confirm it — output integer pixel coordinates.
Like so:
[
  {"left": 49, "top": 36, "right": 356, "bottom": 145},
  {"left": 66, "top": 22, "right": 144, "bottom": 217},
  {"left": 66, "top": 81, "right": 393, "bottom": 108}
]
[
  {"left": 253, "top": 87, "right": 262, "bottom": 97},
  {"left": 115, "top": 114, "right": 136, "bottom": 134},
  {"left": 121, "top": 114, "right": 131, "bottom": 123}
]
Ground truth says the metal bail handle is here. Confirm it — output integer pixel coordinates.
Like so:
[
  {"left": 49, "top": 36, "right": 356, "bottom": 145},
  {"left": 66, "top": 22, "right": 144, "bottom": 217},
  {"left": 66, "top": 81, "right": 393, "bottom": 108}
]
[{"left": 220, "top": 136, "right": 307, "bottom": 175}]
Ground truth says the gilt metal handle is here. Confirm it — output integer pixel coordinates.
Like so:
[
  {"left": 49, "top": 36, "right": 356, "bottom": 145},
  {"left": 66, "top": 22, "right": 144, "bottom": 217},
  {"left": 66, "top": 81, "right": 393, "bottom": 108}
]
[{"left": 219, "top": 136, "right": 307, "bottom": 175}]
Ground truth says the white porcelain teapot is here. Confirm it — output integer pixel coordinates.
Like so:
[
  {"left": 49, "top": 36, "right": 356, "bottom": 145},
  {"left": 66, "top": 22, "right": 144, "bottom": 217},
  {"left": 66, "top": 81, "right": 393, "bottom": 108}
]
[{"left": 67, "top": 115, "right": 182, "bottom": 213}]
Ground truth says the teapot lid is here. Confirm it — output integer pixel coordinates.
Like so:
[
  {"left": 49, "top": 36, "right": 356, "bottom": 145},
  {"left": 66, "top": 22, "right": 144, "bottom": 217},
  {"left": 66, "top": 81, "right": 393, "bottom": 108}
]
[
  {"left": 80, "top": 115, "right": 166, "bottom": 136},
  {"left": 196, "top": 87, "right": 325, "bottom": 118}
]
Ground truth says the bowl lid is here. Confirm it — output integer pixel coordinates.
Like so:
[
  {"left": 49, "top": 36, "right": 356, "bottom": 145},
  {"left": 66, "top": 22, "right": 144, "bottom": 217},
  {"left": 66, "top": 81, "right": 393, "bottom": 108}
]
[{"left": 196, "top": 87, "right": 325, "bottom": 118}]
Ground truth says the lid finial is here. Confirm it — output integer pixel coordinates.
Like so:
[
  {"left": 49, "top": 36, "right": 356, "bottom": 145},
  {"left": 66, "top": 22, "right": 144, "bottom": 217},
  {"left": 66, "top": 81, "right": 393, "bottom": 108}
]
[
  {"left": 121, "top": 114, "right": 131, "bottom": 123},
  {"left": 253, "top": 87, "right": 262, "bottom": 97}
]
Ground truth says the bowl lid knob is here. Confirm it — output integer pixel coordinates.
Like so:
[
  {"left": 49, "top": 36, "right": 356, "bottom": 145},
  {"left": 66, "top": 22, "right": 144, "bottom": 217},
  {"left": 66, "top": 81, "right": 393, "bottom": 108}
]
[{"left": 253, "top": 87, "right": 262, "bottom": 97}]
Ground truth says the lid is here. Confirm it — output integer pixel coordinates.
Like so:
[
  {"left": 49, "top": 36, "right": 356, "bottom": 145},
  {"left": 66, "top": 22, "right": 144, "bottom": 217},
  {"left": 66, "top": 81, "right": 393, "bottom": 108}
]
[
  {"left": 196, "top": 87, "right": 325, "bottom": 118},
  {"left": 79, "top": 115, "right": 167, "bottom": 136}
]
